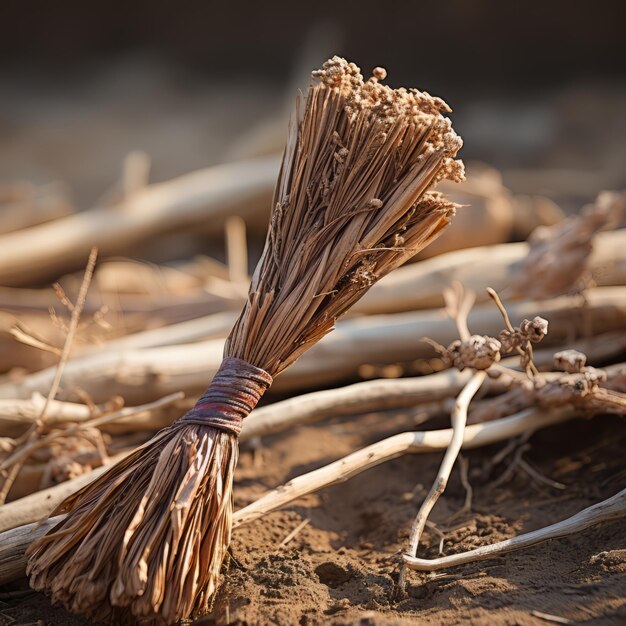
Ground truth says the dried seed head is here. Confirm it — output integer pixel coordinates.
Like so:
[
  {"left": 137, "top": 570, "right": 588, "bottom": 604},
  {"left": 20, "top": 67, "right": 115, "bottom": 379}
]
[
  {"left": 519, "top": 316, "right": 549, "bottom": 343},
  {"left": 536, "top": 366, "right": 608, "bottom": 406},
  {"left": 227, "top": 56, "right": 464, "bottom": 375},
  {"left": 499, "top": 316, "right": 549, "bottom": 354},
  {"left": 447, "top": 335, "right": 502, "bottom": 371},
  {"left": 553, "top": 349, "right": 587, "bottom": 374},
  {"left": 372, "top": 66, "right": 387, "bottom": 81},
  {"left": 310, "top": 56, "right": 464, "bottom": 185}
]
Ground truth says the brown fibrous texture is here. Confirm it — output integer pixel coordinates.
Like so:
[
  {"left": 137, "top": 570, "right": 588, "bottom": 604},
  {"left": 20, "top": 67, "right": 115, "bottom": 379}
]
[
  {"left": 226, "top": 56, "right": 464, "bottom": 374},
  {"left": 26, "top": 56, "right": 464, "bottom": 625}
]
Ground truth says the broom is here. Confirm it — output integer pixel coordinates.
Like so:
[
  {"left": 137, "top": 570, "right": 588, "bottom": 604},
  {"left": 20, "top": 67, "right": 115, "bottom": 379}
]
[{"left": 26, "top": 56, "right": 464, "bottom": 625}]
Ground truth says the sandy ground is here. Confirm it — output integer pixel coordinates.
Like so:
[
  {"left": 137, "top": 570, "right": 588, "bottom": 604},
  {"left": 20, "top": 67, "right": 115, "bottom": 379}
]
[{"left": 1, "top": 409, "right": 624, "bottom": 625}]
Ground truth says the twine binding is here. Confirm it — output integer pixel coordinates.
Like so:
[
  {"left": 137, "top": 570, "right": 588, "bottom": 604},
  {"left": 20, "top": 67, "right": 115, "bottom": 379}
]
[{"left": 179, "top": 357, "right": 273, "bottom": 436}]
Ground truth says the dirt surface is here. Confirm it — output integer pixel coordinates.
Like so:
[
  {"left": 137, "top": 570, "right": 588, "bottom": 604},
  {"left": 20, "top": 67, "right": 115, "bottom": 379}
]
[{"left": 1, "top": 409, "right": 624, "bottom": 626}]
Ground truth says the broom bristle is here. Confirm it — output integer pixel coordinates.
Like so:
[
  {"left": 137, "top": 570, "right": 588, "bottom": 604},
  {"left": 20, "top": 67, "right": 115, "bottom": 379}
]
[
  {"left": 226, "top": 56, "right": 464, "bottom": 374},
  {"left": 27, "top": 56, "right": 464, "bottom": 625},
  {"left": 27, "top": 425, "right": 237, "bottom": 624}
]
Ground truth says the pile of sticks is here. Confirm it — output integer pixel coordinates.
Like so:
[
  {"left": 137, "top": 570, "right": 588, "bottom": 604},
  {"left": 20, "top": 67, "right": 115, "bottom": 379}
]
[{"left": 0, "top": 153, "right": 624, "bottom": 602}]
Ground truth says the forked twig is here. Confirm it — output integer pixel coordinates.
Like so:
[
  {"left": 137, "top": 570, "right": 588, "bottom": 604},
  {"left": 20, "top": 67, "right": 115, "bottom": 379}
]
[
  {"left": 403, "top": 488, "right": 626, "bottom": 571},
  {"left": 396, "top": 283, "right": 484, "bottom": 594},
  {"left": 0, "top": 392, "right": 183, "bottom": 472},
  {"left": 0, "top": 248, "right": 98, "bottom": 504},
  {"left": 396, "top": 370, "right": 486, "bottom": 593},
  {"left": 487, "top": 287, "right": 539, "bottom": 377},
  {"left": 233, "top": 407, "right": 570, "bottom": 531}
]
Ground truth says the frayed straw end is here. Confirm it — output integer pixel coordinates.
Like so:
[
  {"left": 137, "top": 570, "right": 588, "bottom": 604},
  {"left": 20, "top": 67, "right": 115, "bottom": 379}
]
[{"left": 26, "top": 425, "right": 238, "bottom": 625}]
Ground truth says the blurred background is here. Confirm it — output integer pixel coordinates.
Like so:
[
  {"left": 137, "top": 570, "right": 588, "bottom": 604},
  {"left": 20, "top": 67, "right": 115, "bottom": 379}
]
[{"left": 2, "top": 0, "right": 624, "bottom": 212}]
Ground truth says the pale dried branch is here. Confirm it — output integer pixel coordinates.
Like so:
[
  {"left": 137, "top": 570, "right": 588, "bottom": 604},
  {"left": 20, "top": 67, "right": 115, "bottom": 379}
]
[
  {"left": 403, "top": 488, "right": 626, "bottom": 571},
  {"left": 225, "top": 216, "right": 249, "bottom": 286},
  {"left": 397, "top": 370, "right": 487, "bottom": 594},
  {"left": 0, "top": 405, "right": 578, "bottom": 585},
  {"left": 2, "top": 288, "right": 624, "bottom": 404},
  {"left": 509, "top": 191, "right": 626, "bottom": 300},
  {"left": 354, "top": 229, "right": 626, "bottom": 314},
  {"left": 0, "top": 156, "right": 279, "bottom": 286}
]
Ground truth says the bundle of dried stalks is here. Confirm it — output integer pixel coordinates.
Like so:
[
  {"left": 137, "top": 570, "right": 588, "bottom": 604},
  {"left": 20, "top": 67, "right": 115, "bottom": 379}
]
[{"left": 25, "top": 57, "right": 464, "bottom": 624}]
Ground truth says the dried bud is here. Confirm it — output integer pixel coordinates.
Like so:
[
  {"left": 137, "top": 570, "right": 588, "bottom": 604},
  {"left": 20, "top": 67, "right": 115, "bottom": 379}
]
[
  {"left": 519, "top": 316, "right": 549, "bottom": 343},
  {"left": 367, "top": 198, "right": 383, "bottom": 209},
  {"left": 372, "top": 66, "right": 387, "bottom": 81},
  {"left": 553, "top": 349, "right": 587, "bottom": 374},
  {"left": 499, "top": 316, "right": 548, "bottom": 355},
  {"left": 535, "top": 366, "right": 608, "bottom": 408},
  {"left": 447, "top": 335, "right": 501, "bottom": 371},
  {"left": 582, "top": 366, "right": 608, "bottom": 384}
]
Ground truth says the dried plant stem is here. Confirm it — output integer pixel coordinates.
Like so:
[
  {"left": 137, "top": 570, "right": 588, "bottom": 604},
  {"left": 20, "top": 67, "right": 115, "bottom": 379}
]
[
  {"left": 0, "top": 367, "right": 465, "bottom": 439},
  {"left": 233, "top": 405, "right": 569, "bottom": 528},
  {"left": 488, "top": 287, "right": 539, "bottom": 376},
  {"left": 0, "top": 156, "right": 279, "bottom": 286},
  {"left": 353, "top": 229, "right": 626, "bottom": 314},
  {"left": 0, "top": 392, "right": 183, "bottom": 472},
  {"left": 0, "top": 249, "right": 97, "bottom": 504},
  {"left": 403, "top": 488, "right": 626, "bottom": 571},
  {"left": 0, "top": 405, "right": 577, "bottom": 585},
  {"left": 2, "top": 288, "right": 624, "bottom": 404},
  {"left": 225, "top": 216, "right": 249, "bottom": 285},
  {"left": 85, "top": 310, "right": 238, "bottom": 353},
  {"left": 396, "top": 369, "right": 486, "bottom": 593},
  {"left": 0, "top": 393, "right": 186, "bottom": 438}
]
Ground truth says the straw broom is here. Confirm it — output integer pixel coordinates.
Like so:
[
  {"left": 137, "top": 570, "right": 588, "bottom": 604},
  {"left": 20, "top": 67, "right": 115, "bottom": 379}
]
[{"left": 25, "top": 56, "right": 464, "bottom": 625}]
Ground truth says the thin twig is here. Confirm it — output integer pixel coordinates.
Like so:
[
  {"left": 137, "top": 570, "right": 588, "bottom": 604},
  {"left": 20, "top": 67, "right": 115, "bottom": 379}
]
[
  {"left": 278, "top": 518, "right": 310, "bottom": 548},
  {"left": 403, "top": 488, "right": 626, "bottom": 571},
  {"left": 445, "top": 454, "right": 473, "bottom": 524},
  {"left": 518, "top": 459, "right": 567, "bottom": 491},
  {"left": 0, "top": 248, "right": 97, "bottom": 504},
  {"left": 225, "top": 216, "right": 248, "bottom": 285},
  {"left": 531, "top": 610, "right": 571, "bottom": 625},
  {"left": 396, "top": 370, "right": 486, "bottom": 593},
  {"left": 487, "top": 287, "right": 539, "bottom": 377},
  {"left": 444, "top": 282, "right": 474, "bottom": 342},
  {"left": 0, "top": 392, "right": 183, "bottom": 472}
]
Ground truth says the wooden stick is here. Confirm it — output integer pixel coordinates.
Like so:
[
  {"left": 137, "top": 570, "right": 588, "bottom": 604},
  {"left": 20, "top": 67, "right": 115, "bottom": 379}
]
[
  {"left": 231, "top": 406, "right": 574, "bottom": 529},
  {"left": 0, "top": 155, "right": 279, "bottom": 286},
  {"left": 83, "top": 311, "right": 238, "bottom": 353},
  {"left": 225, "top": 216, "right": 249, "bottom": 285},
  {"left": 353, "top": 230, "right": 626, "bottom": 314},
  {"left": 0, "top": 285, "right": 235, "bottom": 324},
  {"left": 0, "top": 393, "right": 184, "bottom": 438},
  {"left": 397, "top": 371, "right": 486, "bottom": 592},
  {"left": 0, "top": 405, "right": 576, "bottom": 584},
  {"left": 0, "top": 182, "right": 74, "bottom": 235},
  {"left": 1, "top": 288, "right": 624, "bottom": 403},
  {"left": 403, "top": 488, "right": 626, "bottom": 571}
]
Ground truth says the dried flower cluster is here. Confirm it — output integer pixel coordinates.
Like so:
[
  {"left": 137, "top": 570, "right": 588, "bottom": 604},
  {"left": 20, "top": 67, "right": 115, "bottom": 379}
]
[{"left": 227, "top": 56, "right": 464, "bottom": 375}]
